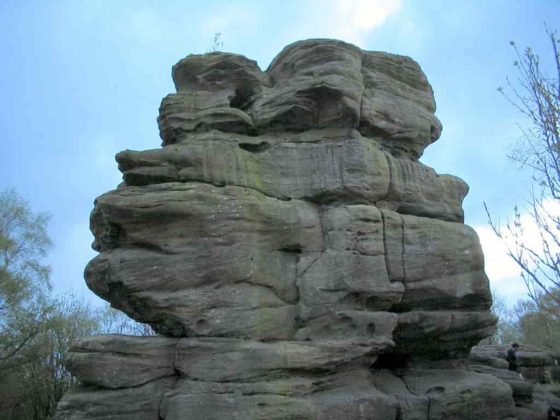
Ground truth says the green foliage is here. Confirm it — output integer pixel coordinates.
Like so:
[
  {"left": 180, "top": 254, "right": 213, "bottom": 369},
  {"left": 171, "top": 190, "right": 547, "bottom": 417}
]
[
  {"left": 0, "top": 189, "right": 51, "bottom": 300},
  {"left": 2, "top": 294, "right": 99, "bottom": 419},
  {"left": 0, "top": 189, "right": 154, "bottom": 419},
  {"left": 0, "top": 188, "right": 52, "bottom": 362},
  {"left": 486, "top": 293, "right": 523, "bottom": 346},
  {"left": 489, "top": 289, "right": 560, "bottom": 350},
  {"left": 516, "top": 289, "right": 560, "bottom": 349},
  {"left": 98, "top": 303, "right": 155, "bottom": 336}
]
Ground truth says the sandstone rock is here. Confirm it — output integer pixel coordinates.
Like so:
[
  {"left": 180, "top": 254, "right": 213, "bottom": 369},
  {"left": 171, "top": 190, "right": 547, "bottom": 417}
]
[
  {"left": 532, "top": 384, "right": 560, "bottom": 417},
  {"left": 469, "top": 344, "right": 510, "bottom": 369},
  {"left": 158, "top": 92, "right": 256, "bottom": 143},
  {"left": 386, "top": 212, "right": 492, "bottom": 311},
  {"left": 160, "top": 371, "right": 399, "bottom": 420},
  {"left": 172, "top": 52, "right": 266, "bottom": 95},
  {"left": 398, "top": 368, "right": 516, "bottom": 419},
  {"left": 382, "top": 153, "right": 468, "bottom": 222},
  {"left": 371, "top": 368, "right": 517, "bottom": 420},
  {"left": 86, "top": 248, "right": 299, "bottom": 338},
  {"left": 173, "top": 337, "right": 387, "bottom": 381},
  {"left": 159, "top": 39, "right": 442, "bottom": 159},
  {"left": 87, "top": 196, "right": 488, "bottom": 338},
  {"left": 370, "top": 370, "right": 429, "bottom": 420},
  {"left": 118, "top": 132, "right": 467, "bottom": 222},
  {"left": 252, "top": 40, "right": 363, "bottom": 132},
  {"left": 119, "top": 130, "right": 392, "bottom": 206},
  {"left": 56, "top": 39, "right": 504, "bottom": 419},
  {"left": 294, "top": 310, "right": 397, "bottom": 342},
  {"left": 394, "top": 311, "right": 497, "bottom": 359},
  {"left": 90, "top": 182, "right": 322, "bottom": 254},
  {"left": 54, "top": 378, "right": 175, "bottom": 420},
  {"left": 469, "top": 364, "right": 533, "bottom": 406},
  {"left": 297, "top": 251, "right": 404, "bottom": 320},
  {"left": 469, "top": 344, "right": 560, "bottom": 419},
  {"left": 360, "top": 51, "right": 442, "bottom": 159},
  {"left": 470, "top": 344, "right": 560, "bottom": 384},
  {"left": 66, "top": 335, "right": 177, "bottom": 389}
]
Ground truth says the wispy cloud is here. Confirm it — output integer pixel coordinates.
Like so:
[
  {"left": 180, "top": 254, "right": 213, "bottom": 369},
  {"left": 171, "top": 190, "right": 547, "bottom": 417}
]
[
  {"left": 307, "top": 0, "right": 402, "bottom": 46},
  {"left": 475, "top": 224, "right": 522, "bottom": 282},
  {"left": 474, "top": 199, "right": 560, "bottom": 303}
]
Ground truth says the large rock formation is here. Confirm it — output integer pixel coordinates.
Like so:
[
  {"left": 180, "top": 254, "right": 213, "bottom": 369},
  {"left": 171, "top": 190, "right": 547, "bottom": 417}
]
[{"left": 55, "top": 40, "right": 517, "bottom": 419}]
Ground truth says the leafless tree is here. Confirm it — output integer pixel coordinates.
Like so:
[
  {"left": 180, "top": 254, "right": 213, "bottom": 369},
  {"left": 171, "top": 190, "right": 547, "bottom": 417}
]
[
  {"left": 98, "top": 303, "right": 155, "bottom": 336},
  {"left": 486, "top": 28, "right": 560, "bottom": 309}
]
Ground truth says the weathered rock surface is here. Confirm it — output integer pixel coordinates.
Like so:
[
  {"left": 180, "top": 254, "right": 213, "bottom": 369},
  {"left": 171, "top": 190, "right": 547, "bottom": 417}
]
[
  {"left": 55, "top": 39, "right": 512, "bottom": 419},
  {"left": 55, "top": 378, "right": 176, "bottom": 420},
  {"left": 159, "top": 40, "right": 442, "bottom": 160},
  {"left": 117, "top": 130, "right": 467, "bottom": 222},
  {"left": 469, "top": 344, "right": 560, "bottom": 419}
]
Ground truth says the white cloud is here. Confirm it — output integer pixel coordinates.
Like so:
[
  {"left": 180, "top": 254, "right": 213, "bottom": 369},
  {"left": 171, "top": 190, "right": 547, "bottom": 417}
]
[
  {"left": 475, "top": 224, "right": 521, "bottom": 283},
  {"left": 307, "top": 0, "right": 402, "bottom": 46},
  {"left": 332, "top": 0, "right": 401, "bottom": 32},
  {"left": 474, "top": 199, "right": 560, "bottom": 301}
]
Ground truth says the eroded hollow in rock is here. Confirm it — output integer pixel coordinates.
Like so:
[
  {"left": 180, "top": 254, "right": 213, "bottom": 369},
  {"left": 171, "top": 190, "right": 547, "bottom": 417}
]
[{"left": 238, "top": 141, "right": 270, "bottom": 153}]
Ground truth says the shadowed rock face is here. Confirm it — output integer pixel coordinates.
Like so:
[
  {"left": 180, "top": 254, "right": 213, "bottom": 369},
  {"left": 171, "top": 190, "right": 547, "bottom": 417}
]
[{"left": 54, "top": 40, "right": 515, "bottom": 420}]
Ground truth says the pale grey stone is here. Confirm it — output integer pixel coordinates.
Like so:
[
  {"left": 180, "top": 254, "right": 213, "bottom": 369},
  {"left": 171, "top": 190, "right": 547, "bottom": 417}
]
[
  {"left": 117, "top": 131, "right": 467, "bottom": 222},
  {"left": 360, "top": 51, "right": 442, "bottom": 159},
  {"left": 172, "top": 51, "right": 266, "bottom": 95},
  {"left": 384, "top": 211, "right": 492, "bottom": 311},
  {"left": 399, "top": 369, "right": 516, "bottom": 419},
  {"left": 296, "top": 251, "right": 404, "bottom": 320},
  {"left": 66, "top": 335, "right": 177, "bottom": 389},
  {"left": 370, "top": 370, "right": 429, "bottom": 420},
  {"left": 118, "top": 131, "right": 392, "bottom": 206},
  {"left": 158, "top": 92, "right": 256, "bottom": 144},
  {"left": 53, "top": 378, "right": 175, "bottom": 420},
  {"left": 394, "top": 311, "right": 497, "bottom": 358},
  {"left": 252, "top": 40, "right": 363, "bottom": 132},
  {"left": 56, "top": 39, "right": 505, "bottom": 419},
  {"left": 174, "top": 338, "right": 387, "bottom": 381},
  {"left": 160, "top": 39, "right": 442, "bottom": 160},
  {"left": 90, "top": 182, "right": 322, "bottom": 254},
  {"left": 160, "top": 371, "right": 398, "bottom": 420},
  {"left": 294, "top": 310, "right": 397, "bottom": 342}
]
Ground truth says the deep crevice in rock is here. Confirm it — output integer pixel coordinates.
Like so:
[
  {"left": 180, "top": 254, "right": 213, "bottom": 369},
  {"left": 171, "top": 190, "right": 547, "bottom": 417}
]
[
  {"left": 238, "top": 141, "right": 271, "bottom": 153},
  {"left": 229, "top": 85, "right": 255, "bottom": 111},
  {"left": 370, "top": 352, "right": 409, "bottom": 371}
]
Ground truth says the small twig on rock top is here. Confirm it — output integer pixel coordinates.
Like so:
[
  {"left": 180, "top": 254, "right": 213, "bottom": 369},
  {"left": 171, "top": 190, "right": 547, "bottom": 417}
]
[{"left": 209, "top": 32, "right": 224, "bottom": 53}]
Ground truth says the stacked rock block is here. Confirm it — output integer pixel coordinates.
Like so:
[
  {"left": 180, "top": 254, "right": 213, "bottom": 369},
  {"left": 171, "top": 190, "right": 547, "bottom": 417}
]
[
  {"left": 470, "top": 344, "right": 560, "bottom": 418},
  {"left": 55, "top": 40, "right": 518, "bottom": 419}
]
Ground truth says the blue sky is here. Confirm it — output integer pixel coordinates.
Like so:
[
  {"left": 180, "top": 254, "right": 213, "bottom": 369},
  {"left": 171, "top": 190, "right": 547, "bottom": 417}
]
[{"left": 1, "top": 0, "right": 558, "bottom": 306}]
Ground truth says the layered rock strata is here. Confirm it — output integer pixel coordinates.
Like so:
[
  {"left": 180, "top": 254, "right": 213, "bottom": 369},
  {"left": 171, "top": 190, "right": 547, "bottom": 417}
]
[
  {"left": 55, "top": 40, "right": 515, "bottom": 419},
  {"left": 470, "top": 344, "right": 560, "bottom": 419}
]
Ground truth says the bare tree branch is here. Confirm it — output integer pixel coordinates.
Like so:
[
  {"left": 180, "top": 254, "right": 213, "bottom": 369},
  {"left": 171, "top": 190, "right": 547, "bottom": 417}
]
[{"left": 490, "top": 29, "right": 560, "bottom": 318}]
